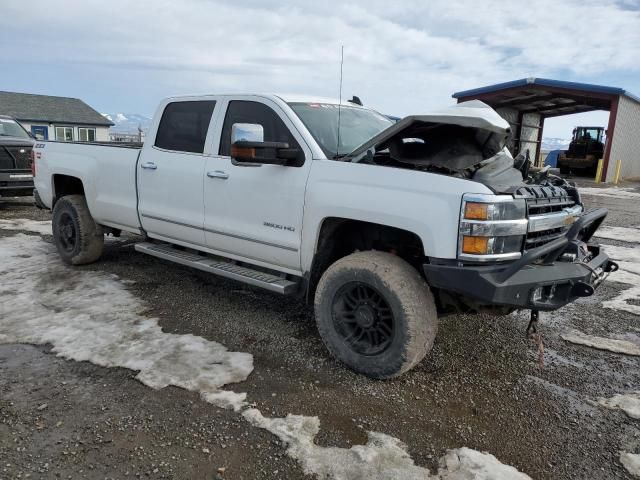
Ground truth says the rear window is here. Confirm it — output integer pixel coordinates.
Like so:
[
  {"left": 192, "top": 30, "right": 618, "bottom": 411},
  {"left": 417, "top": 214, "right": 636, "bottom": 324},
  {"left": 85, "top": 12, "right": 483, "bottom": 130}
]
[{"left": 155, "top": 101, "right": 216, "bottom": 154}]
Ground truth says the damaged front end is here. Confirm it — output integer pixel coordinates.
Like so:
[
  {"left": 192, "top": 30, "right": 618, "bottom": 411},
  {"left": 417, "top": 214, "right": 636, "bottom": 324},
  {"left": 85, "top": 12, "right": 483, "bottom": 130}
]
[
  {"left": 424, "top": 208, "right": 618, "bottom": 313},
  {"left": 346, "top": 101, "right": 618, "bottom": 313},
  {"left": 347, "top": 100, "right": 525, "bottom": 192}
]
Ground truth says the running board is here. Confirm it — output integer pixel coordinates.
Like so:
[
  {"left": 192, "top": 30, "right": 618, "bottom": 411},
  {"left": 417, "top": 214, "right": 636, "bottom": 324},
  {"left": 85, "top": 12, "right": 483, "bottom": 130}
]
[{"left": 135, "top": 242, "right": 299, "bottom": 295}]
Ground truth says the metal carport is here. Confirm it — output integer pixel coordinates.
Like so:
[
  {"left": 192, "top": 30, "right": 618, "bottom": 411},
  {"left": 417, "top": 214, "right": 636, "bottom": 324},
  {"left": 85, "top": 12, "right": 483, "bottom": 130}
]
[{"left": 452, "top": 78, "right": 640, "bottom": 182}]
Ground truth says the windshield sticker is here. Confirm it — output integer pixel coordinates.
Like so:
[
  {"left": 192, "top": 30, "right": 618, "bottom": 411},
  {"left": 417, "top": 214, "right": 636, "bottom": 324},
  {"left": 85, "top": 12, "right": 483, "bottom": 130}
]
[{"left": 306, "top": 103, "right": 343, "bottom": 109}]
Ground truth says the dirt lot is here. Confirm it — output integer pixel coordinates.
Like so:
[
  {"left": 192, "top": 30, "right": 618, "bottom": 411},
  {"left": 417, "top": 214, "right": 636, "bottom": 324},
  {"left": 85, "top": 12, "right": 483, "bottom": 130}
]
[{"left": 1, "top": 184, "right": 639, "bottom": 480}]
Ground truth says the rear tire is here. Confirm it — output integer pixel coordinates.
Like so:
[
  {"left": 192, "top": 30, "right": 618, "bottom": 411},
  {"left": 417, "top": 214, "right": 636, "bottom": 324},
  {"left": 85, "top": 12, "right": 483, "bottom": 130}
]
[
  {"left": 52, "top": 195, "right": 104, "bottom": 265},
  {"left": 314, "top": 251, "right": 438, "bottom": 379}
]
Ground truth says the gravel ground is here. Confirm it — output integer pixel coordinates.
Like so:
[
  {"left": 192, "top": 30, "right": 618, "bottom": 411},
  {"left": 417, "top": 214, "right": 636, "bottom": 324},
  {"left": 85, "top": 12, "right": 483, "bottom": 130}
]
[{"left": 1, "top": 183, "right": 639, "bottom": 480}]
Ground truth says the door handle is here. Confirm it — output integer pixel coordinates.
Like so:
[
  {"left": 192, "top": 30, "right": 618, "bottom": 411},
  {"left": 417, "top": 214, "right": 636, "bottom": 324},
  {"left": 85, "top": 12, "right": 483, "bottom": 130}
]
[
  {"left": 207, "top": 170, "right": 229, "bottom": 179},
  {"left": 141, "top": 162, "right": 157, "bottom": 170}
]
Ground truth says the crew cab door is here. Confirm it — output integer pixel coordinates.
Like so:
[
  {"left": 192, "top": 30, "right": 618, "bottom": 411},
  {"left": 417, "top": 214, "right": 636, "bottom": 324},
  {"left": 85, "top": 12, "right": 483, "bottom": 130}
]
[
  {"left": 203, "top": 98, "right": 312, "bottom": 272},
  {"left": 137, "top": 100, "right": 217, "bottom": 246}
]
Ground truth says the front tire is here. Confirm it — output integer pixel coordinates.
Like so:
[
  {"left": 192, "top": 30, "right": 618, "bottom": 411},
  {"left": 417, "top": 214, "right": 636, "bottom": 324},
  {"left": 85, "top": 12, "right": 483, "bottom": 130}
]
[
  {"left": 52, "top": 195, "right": 104, "bottom": 265},
  {"left": 314, "top": 251, "right": 438, "bottom": 379}
]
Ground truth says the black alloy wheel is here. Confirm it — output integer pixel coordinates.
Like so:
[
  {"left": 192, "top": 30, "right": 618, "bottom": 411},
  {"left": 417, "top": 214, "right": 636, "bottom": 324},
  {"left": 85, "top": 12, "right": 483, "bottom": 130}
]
[
  {"left": 332, "top": 282, "right": 394, "bottom": 356},
  {"left": 57, "top": 211, "right": 78, "bottom": 253}
]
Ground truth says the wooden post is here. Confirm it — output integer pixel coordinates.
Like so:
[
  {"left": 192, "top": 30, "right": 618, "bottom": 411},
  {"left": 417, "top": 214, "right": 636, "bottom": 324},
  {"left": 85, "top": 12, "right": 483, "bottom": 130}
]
[
  {"left": 594, "top": 158, "right": 604, "bottom": 183},
  {"left": 613, "top": 159, "right": 622, "bottom": 184}
]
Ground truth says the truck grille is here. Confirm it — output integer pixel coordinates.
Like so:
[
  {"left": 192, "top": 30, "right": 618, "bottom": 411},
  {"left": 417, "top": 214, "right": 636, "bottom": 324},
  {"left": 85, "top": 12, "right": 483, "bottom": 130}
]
[
  {"left": 0, "top": 145, "right": 32, "bottom": 171},
  {"left": 514, "top": 185, "right": 577, "bottom": 250}
]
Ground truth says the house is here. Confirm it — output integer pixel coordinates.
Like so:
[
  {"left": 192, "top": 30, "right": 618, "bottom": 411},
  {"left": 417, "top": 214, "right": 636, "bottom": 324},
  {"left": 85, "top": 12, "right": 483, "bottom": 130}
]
[{"left": 0, "top": 91, "right": 113, "bottom": 142}]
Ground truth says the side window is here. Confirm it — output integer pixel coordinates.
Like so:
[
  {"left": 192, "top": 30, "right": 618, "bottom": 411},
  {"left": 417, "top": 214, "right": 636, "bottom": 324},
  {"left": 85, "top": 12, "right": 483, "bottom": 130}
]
[
  {"left": 219, "top": 101, "right": 300, "bottom": 157},
  {"left": 155, "top": 101, "right": 216, "bottom": 154}
]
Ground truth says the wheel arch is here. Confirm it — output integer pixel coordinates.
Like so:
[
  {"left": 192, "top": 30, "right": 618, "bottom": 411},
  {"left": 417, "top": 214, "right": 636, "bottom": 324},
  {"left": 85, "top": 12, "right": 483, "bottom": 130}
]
[
  {"left": 304, "top": 216, "right": 426, "bottom": 303},
  {"left": 52, "top": 174, "right": 85, "bottom": 207}
]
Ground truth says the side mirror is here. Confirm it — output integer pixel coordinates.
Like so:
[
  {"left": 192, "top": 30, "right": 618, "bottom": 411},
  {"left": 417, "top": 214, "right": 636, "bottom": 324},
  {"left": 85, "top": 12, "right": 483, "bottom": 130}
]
[
  {"left": 231, "top": 123, "right": 264, "bottom": 143},
  {"left": 231, "top": 140, "right": 298, "bottom": 165},
  {"left": 230, "top": 123, "right": 302, "bottom": 166}
]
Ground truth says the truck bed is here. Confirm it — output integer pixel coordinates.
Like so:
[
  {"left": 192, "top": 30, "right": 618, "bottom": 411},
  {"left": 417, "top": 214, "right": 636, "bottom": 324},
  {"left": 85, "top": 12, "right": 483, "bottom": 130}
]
[{"left": 34, "top": 141, "right": 143, "bottom": 234}]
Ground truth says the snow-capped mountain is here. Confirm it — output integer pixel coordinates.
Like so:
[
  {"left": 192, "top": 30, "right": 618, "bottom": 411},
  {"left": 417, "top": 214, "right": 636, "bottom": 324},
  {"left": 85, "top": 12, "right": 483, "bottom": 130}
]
[
  {"left": 541, "top": 137, "right": 571, "bottom": 152},
  {"left": 102, "top": 113, "right": 152, "bottom": 134}
]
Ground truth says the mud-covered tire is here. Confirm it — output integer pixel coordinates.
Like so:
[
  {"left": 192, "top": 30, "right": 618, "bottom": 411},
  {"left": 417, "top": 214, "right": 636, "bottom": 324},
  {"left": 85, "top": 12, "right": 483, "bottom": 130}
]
[
  {"left": 52, "top": 195, "right": 104, "bottom": 265},
  {"left": 314, "top": 251, "right": 438, "bottom": 379}
]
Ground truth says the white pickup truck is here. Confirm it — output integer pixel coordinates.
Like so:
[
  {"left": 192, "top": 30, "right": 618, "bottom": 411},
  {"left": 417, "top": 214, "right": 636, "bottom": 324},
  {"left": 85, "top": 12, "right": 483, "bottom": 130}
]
[{"left": 34, "top": 94, "right": 617, "bottom": 378}]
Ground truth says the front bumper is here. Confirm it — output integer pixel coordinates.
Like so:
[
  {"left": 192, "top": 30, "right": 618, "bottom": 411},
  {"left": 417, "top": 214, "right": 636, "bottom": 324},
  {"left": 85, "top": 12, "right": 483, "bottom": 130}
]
[
  {"left": 0, "top": 171, "right": 34, "bottom": 196},
  {"left": 424, "top": 208, "right": 618, "bottom": 311}
]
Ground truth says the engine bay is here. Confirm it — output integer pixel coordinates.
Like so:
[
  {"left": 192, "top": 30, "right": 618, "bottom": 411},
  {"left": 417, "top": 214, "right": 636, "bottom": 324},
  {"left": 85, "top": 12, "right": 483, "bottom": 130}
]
[{"left": 350, "top": 120, "right": 579, "bottom": 198}]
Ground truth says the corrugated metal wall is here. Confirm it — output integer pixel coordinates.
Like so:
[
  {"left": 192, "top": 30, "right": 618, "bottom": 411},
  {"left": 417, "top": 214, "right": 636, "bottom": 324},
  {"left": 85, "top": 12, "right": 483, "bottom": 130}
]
[
  {"left": 496, "top": 107, "right": 518, "bottom": 152},
  {"left": 496, "top": 108, "right": 542, "bottom": 161},
  {"left": 607, "top": 96, "right": 640, "bottom": 181},
  {"left": 520, "top": 112, "right": 542, "bottom": 161}
]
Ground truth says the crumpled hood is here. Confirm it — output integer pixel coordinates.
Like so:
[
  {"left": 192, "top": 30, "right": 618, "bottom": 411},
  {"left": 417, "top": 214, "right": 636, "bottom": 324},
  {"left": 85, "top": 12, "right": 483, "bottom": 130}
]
[{"left": 349, "top": 100, "right": 510, "bottom": 159}]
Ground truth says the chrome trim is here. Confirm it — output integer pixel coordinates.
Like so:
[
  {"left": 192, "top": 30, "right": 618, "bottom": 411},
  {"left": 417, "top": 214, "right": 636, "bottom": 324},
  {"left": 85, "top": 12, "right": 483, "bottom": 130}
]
[
  {"left": 148, "top": 232, "right": 298, "bottom": 271},
  {"left": 140, "top": 213, "right": 201, "bottom": 230},
  {"left": 204, "top": 226, "right": 298, "bottom": 252},
  {"left": 461, "top": 193, "right": 519, "bottom": 203},
  {"left": 139, "top": 213, "right": 298, "bottom": 252},
  {"left": 458, "top": 251, "right": 522, "bottom": 263},
  {"left": 528, "top": 205, "right": 583, "bottom": 233},
  {"left": 457, "top": 193, "right": 528, "bottom": 261},
  {"left": 459, "top": 219, "right": 528, "bottom": 237},
  {"left": 207, "top": 170, "right": 229, "bottom": 179}
]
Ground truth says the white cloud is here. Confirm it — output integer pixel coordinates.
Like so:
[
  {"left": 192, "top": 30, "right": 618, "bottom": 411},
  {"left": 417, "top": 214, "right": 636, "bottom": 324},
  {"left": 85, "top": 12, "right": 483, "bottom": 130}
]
[{"left": 1, "top": 0, "right": 638, "bottom": 118}]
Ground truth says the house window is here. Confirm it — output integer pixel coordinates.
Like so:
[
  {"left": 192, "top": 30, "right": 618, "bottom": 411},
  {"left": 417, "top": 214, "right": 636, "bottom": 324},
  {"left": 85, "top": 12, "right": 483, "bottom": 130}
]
[
  {"left": 55, "top": 126, "right": 74, "bottom": 142},
  {"left": 78, "top": 127, "right": 96, "bottom": 142}
]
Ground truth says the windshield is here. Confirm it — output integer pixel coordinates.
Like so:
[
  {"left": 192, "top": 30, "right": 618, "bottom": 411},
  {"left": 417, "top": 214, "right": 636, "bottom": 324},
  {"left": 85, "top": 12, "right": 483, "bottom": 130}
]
[
  {"left": 0, "top": 118, "right": 30, "bottom": 139},
  {"left": 289, "top": 102, "right": 393, "bottom": 158}
]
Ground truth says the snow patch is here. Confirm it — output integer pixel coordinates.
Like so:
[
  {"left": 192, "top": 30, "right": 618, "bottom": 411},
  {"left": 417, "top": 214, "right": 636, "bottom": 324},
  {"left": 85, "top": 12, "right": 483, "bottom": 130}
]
[
  {"left": 437, "top": 448, "right": 532, "bottom": 479},
  {"left": 0, "top": 218, "right": 126, "bottom": 244},
  {"left": 242, "top": 409, "right": 532, "bottom": 480},
  {"left": 595, "top": 226, "right": 640, "bottom": 244},
  {"left": 0, "top": 234, "right": 253, "bottom": 411},
  {"left": 620, "top": 452, "right": 640, "bottom": 478},
  {"left": 580, "top": 187, "right": 640, "bottom": 199},
  {"left": 597, "top": 392, "right": 640, "bottom": 419},
  {"left": 0, "top": 234, "right": 534, "bottom": 478},
  {"left": 600, "top": 243, "right": 640, "bottom": 315},
  {"left": 0, "top": 218, "right": 52, "bottom": 235},
  {"left": 561, "top": 330, "right": 640, "bottom": 356}
]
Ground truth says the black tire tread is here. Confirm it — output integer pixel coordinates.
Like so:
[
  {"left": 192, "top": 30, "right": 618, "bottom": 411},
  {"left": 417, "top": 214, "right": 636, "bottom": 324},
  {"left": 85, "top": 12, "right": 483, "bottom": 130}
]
[
  {"left": 314, "top": 251, "right": 437, "bottom": 379},
  {"left": 52, "top": 195, "right": 104, "bottom": 265}
]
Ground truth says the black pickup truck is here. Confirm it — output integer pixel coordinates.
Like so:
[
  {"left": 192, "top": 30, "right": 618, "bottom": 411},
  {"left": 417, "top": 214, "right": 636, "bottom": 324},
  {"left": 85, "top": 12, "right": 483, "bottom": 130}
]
[{"left": 0, "top": 115, "right": 35, "bottom": 197}]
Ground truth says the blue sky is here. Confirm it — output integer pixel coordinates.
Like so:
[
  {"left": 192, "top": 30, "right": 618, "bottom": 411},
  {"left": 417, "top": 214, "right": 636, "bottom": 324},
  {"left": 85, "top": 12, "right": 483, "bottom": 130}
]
[{"left": 1, "top": 0, "right": 639, "bottom": 138}]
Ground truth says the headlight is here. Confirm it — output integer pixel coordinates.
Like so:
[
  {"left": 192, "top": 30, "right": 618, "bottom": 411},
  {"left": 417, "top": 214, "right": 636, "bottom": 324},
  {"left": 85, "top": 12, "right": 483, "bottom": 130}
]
[{"left": 459, "top": 194, "right": 527, "bottom": 262}]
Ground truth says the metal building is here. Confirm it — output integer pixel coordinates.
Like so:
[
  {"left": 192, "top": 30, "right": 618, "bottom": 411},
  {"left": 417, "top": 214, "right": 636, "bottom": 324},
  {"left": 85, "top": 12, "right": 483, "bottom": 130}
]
[{"left": 453, "top": 78, "right": 640, "bottom": 182}]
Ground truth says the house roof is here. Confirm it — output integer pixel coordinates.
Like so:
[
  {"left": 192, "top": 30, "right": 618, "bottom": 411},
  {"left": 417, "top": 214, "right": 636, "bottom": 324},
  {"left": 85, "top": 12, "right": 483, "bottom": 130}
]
[
  {"left": 0, "top": 91, "right": 114, "bottom": 126},
  {"left": 452, "top": 78, "right": 640, "bottom": 118}
]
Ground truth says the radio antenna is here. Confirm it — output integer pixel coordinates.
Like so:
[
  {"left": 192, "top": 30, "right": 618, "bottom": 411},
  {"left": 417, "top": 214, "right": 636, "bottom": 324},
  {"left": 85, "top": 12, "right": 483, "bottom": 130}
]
[{"left": 336, "top": 45, "right": 344, "bottom": 158}]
